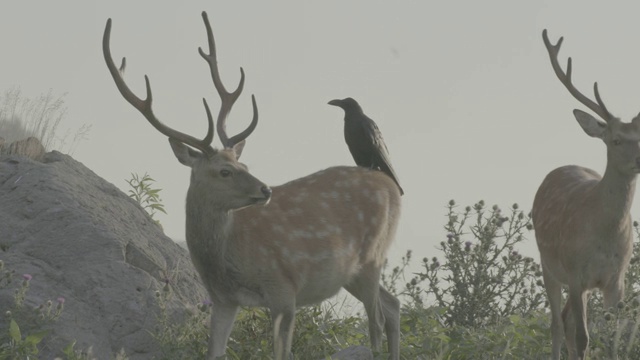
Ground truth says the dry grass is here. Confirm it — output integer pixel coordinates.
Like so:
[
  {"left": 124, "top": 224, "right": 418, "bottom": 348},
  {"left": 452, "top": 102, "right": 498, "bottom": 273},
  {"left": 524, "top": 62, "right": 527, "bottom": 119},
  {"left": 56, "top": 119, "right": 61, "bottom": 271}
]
[{"left": 0, "top": 87, "right": 90, "bottom": 155}]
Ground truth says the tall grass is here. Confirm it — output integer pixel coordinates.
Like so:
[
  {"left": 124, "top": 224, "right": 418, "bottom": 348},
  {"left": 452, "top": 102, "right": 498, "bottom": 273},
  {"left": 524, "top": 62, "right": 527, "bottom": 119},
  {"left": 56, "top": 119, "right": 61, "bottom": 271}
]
[{"left": 0, "top": 87, "right": 90, "bottom": 154}]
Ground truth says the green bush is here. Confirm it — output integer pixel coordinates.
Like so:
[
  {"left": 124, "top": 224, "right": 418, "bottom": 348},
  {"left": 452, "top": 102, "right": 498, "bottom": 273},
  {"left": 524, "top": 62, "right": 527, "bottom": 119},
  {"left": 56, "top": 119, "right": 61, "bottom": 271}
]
[{"left": 384, "top": 200, "right": 545, "bottom": 328}]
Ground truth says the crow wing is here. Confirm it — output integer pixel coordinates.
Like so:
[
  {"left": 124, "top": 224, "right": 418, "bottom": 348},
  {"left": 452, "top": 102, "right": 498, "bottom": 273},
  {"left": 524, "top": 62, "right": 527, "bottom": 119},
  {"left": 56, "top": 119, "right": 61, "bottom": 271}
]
[{"left": 361, "top": 117, "right": 404, "bottom": 195}]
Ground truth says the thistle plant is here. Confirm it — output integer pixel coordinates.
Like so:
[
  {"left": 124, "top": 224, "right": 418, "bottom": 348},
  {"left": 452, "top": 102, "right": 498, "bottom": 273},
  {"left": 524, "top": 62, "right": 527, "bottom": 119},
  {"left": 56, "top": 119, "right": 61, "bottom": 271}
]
[
  {"left": 0, "top": 269, "right": 67, "bottom": 359},
  {"left": 396, "top": 200, "right": 546, "bottom": 328}
]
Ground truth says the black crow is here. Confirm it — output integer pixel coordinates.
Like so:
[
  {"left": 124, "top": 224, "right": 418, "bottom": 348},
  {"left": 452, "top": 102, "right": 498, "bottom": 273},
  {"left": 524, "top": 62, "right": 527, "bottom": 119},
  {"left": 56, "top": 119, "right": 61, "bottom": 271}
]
[{"left": 328, "top": 97, "right": 404, "bottom": 195}]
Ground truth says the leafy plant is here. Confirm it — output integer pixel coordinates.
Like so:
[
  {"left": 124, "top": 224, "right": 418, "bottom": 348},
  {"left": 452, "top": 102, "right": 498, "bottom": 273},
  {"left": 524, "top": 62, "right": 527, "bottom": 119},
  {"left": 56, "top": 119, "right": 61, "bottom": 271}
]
[
  {"left": 126, "top": 172, "right": 167, "bottom": 222},
  {"left": 0, "top": 319, "right": 48, "bottom": 358},
  {"left": 0, "top": 265, "right": 66, "bottom": 359}
]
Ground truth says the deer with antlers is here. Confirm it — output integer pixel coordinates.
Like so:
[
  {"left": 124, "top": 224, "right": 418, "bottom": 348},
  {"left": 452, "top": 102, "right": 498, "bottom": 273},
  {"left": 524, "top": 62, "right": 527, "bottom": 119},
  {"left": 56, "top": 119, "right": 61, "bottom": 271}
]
[
  {"left": 533, "top": 30, "right": 640, "bottom": 360},
  {"left": 103, "top": 12, "right": 401, "bottom": 360}
]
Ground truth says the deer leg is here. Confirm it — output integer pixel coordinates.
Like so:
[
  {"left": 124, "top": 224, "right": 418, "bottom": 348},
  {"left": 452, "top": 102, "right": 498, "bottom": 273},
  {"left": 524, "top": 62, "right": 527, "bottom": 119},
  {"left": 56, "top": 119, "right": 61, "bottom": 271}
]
[
  {"left": 378, "top": 285, "right": 400, "bottom": 360},
  {"left": 603, "top": 277, "right": 624, "bottom": 309},
  {"left": 603, "top": 279, "right": 625, "bottom": 359},
  {"left": 271, "top": 304, "right": 296, "bottom": 360},
  {"left": 567, "top": 287, "right": 589, "bottom": 360},
  {"left": 208, "top": 303, "right": 239, "bottom": 360},
  {"left": 345, "top": 266, "right": 386, "bottom": 354},
  {"left": 562, "top": 298, "right": 577, "bottom": 359},
  {"left": 543, "top": 271, "right": 563, "bottom": 360}
]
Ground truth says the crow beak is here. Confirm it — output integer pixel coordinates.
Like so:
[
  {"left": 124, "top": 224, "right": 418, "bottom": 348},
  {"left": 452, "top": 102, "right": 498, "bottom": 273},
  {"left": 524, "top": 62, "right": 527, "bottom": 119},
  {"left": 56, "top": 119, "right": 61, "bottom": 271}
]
[{"left": 328, "top": 99, "right": 341, "bottom": 107}]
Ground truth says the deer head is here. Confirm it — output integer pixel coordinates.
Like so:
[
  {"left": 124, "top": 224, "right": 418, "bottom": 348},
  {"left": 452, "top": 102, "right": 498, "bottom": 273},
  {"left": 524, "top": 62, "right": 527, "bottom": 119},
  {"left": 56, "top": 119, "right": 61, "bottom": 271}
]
[
  {"left": 103, "top": 12, "right": 271, "bottom": 212},
  {"left": 542, "top": 29, "right": 640, "bottom": 177}
]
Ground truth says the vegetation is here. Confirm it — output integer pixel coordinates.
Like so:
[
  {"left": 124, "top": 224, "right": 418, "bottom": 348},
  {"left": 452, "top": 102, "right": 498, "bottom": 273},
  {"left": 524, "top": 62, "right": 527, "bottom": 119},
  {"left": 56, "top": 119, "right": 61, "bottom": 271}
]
[
  {"left": 0, "top": 87, "right": 90, "bottom": 154},
  {"left": 149, "top": 200, "right": 640, "bottom": 359},
  {"left": 5, "top": 200, "right": 640, "bottom": 359},
  {"left": 0, "top": 261, "right": 72, "bottom": 359},
  {"left": 125, "top": 172, "right": 167, "bottom": 222}
]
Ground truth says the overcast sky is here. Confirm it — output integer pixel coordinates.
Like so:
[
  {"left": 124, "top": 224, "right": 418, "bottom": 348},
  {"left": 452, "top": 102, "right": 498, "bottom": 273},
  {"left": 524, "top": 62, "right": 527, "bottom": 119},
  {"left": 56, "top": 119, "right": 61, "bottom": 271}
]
[{"left": 2, "top": 1, "right": 640, "bottom": 267}]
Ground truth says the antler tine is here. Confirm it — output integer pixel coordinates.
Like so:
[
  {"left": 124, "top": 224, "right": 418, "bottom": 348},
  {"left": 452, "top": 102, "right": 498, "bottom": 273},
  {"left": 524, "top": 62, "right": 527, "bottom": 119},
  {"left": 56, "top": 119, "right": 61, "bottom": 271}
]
[
  {"left": 542, "top": 29, "right": 613, "bottom": 122},
  {"left": 593, "top": 82, "right": 612, "bottom": 119},
  {"left": 198, "top": 11, "right": 258, "bottom": 149},
  {"left": 103, "top": 19, "right": 215, "bottom": 155}
]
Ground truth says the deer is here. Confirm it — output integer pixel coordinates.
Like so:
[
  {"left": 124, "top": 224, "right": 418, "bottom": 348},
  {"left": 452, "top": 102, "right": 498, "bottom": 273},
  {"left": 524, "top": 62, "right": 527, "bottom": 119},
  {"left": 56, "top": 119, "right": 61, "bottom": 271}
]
[
  {"left": 103, "top": 12, "right": 401, "bottom": 360},
  {"left": 532, "top": 29, "right": 640, "bottom": 360}
]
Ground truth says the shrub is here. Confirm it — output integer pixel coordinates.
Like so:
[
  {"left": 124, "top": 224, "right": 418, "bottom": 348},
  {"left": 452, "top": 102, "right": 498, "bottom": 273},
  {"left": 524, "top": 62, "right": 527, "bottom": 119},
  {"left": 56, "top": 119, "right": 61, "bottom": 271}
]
[{"left": 387, "top": 200, "right": 545, "bottom": 328}]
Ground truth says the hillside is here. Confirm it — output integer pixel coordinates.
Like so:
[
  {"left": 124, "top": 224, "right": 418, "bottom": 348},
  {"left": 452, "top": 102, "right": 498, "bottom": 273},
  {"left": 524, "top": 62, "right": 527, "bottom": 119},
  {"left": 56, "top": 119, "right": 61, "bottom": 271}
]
[{"left": 0, "top": 147, "right": 207, "bottom": 358}]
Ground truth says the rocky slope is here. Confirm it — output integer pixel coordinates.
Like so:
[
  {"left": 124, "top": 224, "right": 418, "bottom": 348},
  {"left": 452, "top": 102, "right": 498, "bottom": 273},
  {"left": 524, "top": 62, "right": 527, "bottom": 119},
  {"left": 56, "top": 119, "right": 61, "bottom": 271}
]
[{"left": 0, "top": 149, "right": 207, "bottom": 359}]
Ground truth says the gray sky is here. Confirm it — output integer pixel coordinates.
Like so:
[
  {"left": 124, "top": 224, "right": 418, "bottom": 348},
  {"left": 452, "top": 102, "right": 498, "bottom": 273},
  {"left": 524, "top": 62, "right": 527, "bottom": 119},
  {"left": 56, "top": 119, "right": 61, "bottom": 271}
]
[{"left": 2, "top": 1, "right": 640, "bottom": 266}]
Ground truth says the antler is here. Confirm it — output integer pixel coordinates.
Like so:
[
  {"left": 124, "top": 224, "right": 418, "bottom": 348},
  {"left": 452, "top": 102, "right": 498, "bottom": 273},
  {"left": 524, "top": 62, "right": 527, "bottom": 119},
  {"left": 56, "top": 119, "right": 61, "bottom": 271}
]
[
  {"left": 542, "top": 29, "right": 613, "bottom": 122},
  {"left": 199, "top": 11, "right": 258, "bottom": 149},
  {"left": 103, "top": 18, "right": 216, "bottom": 155}
]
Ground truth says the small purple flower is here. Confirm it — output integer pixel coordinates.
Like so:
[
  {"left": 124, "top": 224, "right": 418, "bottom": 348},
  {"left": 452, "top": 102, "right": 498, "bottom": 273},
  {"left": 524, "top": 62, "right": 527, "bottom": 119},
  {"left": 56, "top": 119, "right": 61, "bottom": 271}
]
[
  {"left": 202, "top": 299, "right": 213, "bottom": 307},
  {"left": 446, "top": 233, "right": 454, "bottom": 239},
  {"left": 22, "top": 274, "right": 32, "bottom": 281},
  {"left": 56, "top": 297, "right": 65, "bottom": 311},
  {"left": 465, "top": 241, "right": 472, "bottom": 247}
]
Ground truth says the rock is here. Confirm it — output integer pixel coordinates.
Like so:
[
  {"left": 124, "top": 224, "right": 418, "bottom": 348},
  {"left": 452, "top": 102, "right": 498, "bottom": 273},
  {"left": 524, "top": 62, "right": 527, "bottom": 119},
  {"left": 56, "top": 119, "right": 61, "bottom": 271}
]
[
  {"left": 327, "top": 346, "right": 374, "bottom": 360},
  {"left": 1, "top": 136, "right": 46, "bottom": 161},
  {"left": 0, "top": 151, "right": 207, "bottom": 359}
]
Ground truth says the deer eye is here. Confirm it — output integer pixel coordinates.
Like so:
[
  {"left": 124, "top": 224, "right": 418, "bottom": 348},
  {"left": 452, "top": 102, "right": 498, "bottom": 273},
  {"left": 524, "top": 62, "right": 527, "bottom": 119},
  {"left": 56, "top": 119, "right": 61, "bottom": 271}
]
[{"left": 220, "top": 169, "right": 232, "bottom": 178}]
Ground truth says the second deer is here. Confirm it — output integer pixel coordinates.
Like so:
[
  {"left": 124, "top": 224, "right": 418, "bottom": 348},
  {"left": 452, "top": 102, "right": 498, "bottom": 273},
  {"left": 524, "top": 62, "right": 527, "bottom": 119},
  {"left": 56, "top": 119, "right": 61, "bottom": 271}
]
[{"left": 533, "top": 30, "right": 640, "bottom": 359}]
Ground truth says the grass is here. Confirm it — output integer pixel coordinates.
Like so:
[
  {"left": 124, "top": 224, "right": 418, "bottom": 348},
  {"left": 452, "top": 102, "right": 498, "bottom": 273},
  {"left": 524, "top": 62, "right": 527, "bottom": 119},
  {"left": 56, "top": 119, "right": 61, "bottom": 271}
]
[
  {"left": 0, "top": 87, "right": 90, "bottom": 155},
  {"left": 148, "top": 200, "right": 640, "bottom": 359},
  {"left": 4, "top": 199, "right": 640, "bottom": 359}
]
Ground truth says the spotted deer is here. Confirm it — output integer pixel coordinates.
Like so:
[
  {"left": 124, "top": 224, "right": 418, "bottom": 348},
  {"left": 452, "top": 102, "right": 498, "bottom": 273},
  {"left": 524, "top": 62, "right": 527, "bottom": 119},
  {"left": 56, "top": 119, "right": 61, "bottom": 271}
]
[
  {"left": 103, "top": 12, "right": 401, "bottom": 360},
  {"left": 532, "top": 30, "right": 640, "bottom": 359}
]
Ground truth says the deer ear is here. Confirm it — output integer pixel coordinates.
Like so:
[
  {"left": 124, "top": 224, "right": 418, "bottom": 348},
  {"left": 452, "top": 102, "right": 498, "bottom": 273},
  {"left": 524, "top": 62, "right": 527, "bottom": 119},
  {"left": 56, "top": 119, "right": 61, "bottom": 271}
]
[
  {"left": 169, "top": 138, "right": 201, "bottom": 167},
  {"left": 233, "top": 140, "right": 247, "bottom": 159},
  {"left": 573, "top": 109, "right": 607, "bottom": 139}
]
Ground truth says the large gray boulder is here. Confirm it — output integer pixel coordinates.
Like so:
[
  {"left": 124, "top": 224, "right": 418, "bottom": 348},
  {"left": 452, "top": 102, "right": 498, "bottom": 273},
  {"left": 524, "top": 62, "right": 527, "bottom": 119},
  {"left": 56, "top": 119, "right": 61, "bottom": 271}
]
[{"left": 0, "top": 150, "right": 207, "bottom": 359}]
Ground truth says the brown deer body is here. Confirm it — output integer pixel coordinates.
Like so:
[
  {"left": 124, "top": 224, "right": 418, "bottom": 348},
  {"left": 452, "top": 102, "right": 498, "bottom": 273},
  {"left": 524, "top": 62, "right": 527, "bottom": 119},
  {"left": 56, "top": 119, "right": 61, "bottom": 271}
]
[
  {"left": 103, "top": 12, "right": 401, "bottom": 360},
  {"left": 533, "top": 30, "right": 640, "bottom": 360}
]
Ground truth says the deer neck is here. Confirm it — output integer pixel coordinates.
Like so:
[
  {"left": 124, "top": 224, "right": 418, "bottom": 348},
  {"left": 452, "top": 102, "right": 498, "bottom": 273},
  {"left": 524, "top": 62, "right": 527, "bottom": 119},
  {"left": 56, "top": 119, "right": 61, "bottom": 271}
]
[
  {"left": 184, "top": 187, "right": 235, "bottom": 271},
  {"left": 595, "top": 162, "right": 637, "bottom": 221}
]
